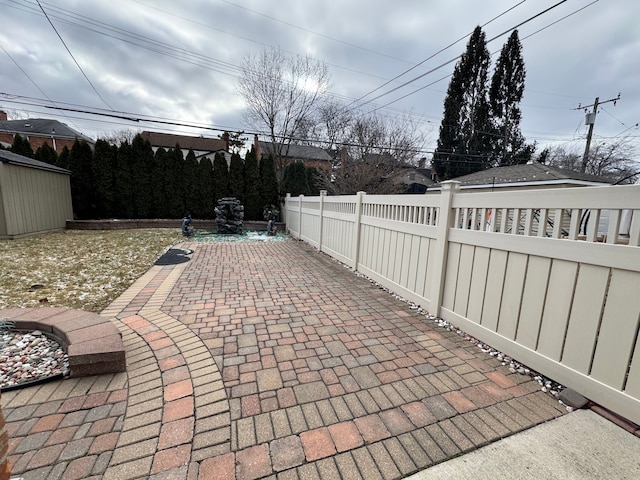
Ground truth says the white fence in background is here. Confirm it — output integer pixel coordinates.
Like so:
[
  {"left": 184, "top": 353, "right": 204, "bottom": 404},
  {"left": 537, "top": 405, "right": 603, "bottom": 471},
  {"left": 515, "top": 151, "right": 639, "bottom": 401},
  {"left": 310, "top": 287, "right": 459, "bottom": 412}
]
[{"left": 285, "top": 182, "right": 640, "bottom": 425}]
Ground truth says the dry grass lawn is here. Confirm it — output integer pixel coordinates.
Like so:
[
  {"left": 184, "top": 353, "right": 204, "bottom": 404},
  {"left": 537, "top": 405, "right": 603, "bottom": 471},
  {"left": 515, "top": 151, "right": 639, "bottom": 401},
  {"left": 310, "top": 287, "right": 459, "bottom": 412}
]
[{"left": 0, "top": 229, "right": 182, "bottom": 313}]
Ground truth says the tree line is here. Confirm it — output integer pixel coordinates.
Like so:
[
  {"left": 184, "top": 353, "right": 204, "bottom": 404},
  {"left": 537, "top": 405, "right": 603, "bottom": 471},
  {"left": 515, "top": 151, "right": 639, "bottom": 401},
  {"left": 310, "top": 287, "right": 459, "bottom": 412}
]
[{"left": 6, "top": 133, "right": 287, "bottom": 221}]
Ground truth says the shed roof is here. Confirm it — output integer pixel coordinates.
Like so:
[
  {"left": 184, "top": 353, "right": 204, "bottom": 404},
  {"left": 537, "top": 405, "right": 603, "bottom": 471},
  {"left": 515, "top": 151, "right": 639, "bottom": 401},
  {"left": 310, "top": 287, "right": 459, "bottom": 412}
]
[{"left": 0, "top": 149, "right": 71, "bottom": 174}]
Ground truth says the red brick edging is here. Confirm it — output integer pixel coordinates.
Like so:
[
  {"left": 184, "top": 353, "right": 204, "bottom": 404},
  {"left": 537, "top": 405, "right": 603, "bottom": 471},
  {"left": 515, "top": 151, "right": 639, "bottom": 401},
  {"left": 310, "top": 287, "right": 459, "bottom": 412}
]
[{"left": 0, "top": 307, "right": 126, "bottom": 377}]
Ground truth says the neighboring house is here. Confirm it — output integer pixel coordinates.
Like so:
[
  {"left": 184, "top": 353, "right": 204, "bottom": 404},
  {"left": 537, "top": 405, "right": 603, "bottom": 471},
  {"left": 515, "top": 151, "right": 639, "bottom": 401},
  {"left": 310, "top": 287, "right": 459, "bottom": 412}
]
[
  {"left": 0, "top": 150, "right": 73, "bottom": 239},
  {"left": 0, "top": 110, "right": 94, "bottom": 154},
  {"left": 430, "top": 162, "right": 614, "bottom": 192},
  {"left": 255, "top": 137, "right": 332, "bottom": 172},
  {"left": 383, "top": 166, "right": 436, "bottom": 193},
  {"left": 139, "top": 131, "right": 230, "bottom": 164},
  {"left": 431, "top": 162, "right": 620, "bottom": 238}
]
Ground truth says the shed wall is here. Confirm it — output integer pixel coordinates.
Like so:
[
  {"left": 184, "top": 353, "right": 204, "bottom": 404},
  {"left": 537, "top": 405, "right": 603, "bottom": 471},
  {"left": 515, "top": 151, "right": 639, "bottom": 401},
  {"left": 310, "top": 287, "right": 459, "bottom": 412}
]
[{"left": 0, "top": 162, "right": 73, "bottom": 238}]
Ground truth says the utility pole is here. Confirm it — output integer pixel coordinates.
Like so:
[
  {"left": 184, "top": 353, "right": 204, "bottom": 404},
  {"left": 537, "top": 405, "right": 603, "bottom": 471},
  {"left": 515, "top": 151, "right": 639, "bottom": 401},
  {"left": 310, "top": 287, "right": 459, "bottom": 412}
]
[{"left": 578, "top": 93, "right": 620, "bottom": 173}]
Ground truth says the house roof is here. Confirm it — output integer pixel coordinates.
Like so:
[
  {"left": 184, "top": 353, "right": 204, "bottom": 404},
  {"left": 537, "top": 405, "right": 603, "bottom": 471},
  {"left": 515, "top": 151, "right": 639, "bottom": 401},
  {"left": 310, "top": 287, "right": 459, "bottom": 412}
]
[
  {"left": 258, "top": 141, "right": 332, "bottom": 162},
  {"left": 438, "top": 162, "right": 614, "bottom": 189},
  {"left": 0, "top": 149, "right": 71, "bottom": 174},
  {"left": 140, "top": 131, "right": 227, "bottom": 152},
  {"left": 384, "top": 166, "right": 435, "bottom": 184},
  {"left": 0, "top": 118, "right": 94, "bottom": 144}
]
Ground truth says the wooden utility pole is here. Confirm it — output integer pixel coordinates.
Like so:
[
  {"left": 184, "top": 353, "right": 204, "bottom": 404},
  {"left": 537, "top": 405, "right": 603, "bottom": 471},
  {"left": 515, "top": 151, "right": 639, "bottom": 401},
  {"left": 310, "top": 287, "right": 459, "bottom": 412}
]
[{"left": 579, "top": 94, "right": 620, "bottom": 172}]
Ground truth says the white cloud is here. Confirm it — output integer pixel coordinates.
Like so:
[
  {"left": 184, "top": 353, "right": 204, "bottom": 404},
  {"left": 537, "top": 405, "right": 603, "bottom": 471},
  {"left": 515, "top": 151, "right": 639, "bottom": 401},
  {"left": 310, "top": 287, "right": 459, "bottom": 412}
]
[{"left": 1, "top": 0, "right": 638, "bottom": 155}]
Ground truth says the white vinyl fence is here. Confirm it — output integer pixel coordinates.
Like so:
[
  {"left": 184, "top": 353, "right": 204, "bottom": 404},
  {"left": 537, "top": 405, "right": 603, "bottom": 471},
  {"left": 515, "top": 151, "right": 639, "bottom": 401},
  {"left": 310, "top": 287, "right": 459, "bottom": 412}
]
[{"left": 285, "top": 182, "right": 640, "bottom": 425}]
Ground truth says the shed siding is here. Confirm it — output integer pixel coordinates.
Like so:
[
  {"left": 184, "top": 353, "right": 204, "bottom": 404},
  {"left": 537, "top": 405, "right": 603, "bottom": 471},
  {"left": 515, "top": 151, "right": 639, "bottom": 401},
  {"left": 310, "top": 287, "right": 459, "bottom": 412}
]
[{"left": 0, "top": 162, "right": 73, "bottom": 238}]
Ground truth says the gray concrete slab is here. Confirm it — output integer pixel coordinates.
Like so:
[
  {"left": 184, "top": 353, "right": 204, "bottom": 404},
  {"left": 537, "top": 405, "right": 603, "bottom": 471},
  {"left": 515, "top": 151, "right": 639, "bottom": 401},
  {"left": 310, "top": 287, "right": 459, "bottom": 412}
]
[{"left": 409, "top": 409, "right": 640, "bottom": 480}]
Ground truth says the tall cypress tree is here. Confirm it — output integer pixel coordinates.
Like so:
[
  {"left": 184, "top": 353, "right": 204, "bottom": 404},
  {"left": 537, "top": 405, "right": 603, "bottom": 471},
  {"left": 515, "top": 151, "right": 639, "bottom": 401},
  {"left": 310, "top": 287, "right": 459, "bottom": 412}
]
[
  {"left": 114, "top": 141, "right": 134, "bottom": 218},
  {"left": 68, "top": 139, "right": 95, "bottom": 219},
  {"left": 34, "top": 142, "right": 58, "bottom": 165},
  {"left": 228, "top": 152, "right": 245, "bottom": 202},
  {"left": 243, "top": 148, "right": 261, "bottom": 220},
  {"left": 195, "top": 156, "right": 214, "bottom": 218},
  {"left": 489, "top": 30, "right": 532, "bottom": 166},
  {"left": 130, "top": 134, "right": 155, "bottom": 218},
  {"left": 259, "top": 154, "right": 279, "bottom": 211},
  {"left": 92, "top": 139, "right": 117, "bottom": 218},
  {"left": 212, "top": 152, "right": 230, "bottom": 201},
  {"left": 165, "top": 145, "right": 186, "bottom": 218},
  {"left": 433, "top": 26, "right": 492, "bottom": 180},
  {"left": 183, "top": 149, "right": 199, "bottom": 216},
  {"left": 152, "top": 147, "right": 169, "bottom": 218}
]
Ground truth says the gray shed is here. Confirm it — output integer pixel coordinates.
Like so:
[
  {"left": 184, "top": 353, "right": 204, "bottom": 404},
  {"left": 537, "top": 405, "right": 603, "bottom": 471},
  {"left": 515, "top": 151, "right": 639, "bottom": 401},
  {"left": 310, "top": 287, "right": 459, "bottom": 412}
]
[{"left": 0, "top": 150, "right": 73, "bottom": 239}]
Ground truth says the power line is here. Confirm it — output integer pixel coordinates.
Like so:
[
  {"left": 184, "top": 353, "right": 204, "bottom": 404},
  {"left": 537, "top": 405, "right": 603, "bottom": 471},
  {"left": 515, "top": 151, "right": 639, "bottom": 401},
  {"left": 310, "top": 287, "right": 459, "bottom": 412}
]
[
  {"left": 351, "top": 1, "right": 528, "bottom": 107},
  {"left": 221, "top": 0, "right": 416, "bottom": 65},
  {"left": 35, "top": 0, "right": 113, "bottom": 110},
  {"left": 0, "top": 40, "right": 83, "bottom": 132},
  {"left": 351, "top": 0, "right": 575, "bottom": 114}
]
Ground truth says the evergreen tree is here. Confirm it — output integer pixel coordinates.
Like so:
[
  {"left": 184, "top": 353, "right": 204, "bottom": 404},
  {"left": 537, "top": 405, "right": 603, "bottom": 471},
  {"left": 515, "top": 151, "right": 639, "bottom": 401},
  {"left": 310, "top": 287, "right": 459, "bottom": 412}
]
[
  {"left": 282, "top": 162, "right": 310, "bottom": 196},
  {"left": 57, "top": 146, "right": 70, "bottom": 170},
  {"left": 259, "top": 154, "right": 279, "bottom": 211},
  {"left": 10, "top": 135, "right": 34, "bottom": 158},
  {"left": 195, "top": 156, "right": 214, "bottom": 218},
  {"left": 152, "top": 147, "right": 169, "bottom": 218},
  {"left": 306, "top": 166, "right": 320, "bottom": 195},
  {"left": 212, "top": 152, "right": 230, "bottom": 201},
  {"left": 130, "top": 134, "right": 155, "bottom": 218},
  {"left": 34, "top": 142, "right": 58, "bottom": 165},
  {"left": 433, "top": 26, "right": 492, "bottom": 180},
  {"left": 183, "top": 149, "right": 200, "bottom": 216},
  {"left": 165, "top": 145, "right": 186, "bottom": 218},
  {"left": 228, "top": 152, "right": 245, "bottom": 202},
  {"left": 68, "top": 139, "right": 95, "bottom": 219},
  {"left": 243, "top": 148, "right": 262, "bottom": 220},
  {"left": 114, "top": 141, "right": 134, "bottom": 218},
  {"left": 489, "top": 30, "right": 532, "bottom": 166},
  {"left": 92, "top": 139, "right": 117, "bottom": 218}
]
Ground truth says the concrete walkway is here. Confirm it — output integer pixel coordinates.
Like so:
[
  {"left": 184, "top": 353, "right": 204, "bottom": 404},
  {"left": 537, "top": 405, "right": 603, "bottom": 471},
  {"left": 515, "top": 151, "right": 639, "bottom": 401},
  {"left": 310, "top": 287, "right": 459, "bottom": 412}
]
[{"left": 3, "top": 238, "right": 633, "bottom": 479}]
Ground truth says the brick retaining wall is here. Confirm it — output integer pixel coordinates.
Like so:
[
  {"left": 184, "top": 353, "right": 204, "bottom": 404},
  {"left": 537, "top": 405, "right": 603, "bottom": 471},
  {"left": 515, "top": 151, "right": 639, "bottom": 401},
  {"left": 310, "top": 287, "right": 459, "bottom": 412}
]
[{"left": 66, "top": 219, "right": 285, "bottom": 232}]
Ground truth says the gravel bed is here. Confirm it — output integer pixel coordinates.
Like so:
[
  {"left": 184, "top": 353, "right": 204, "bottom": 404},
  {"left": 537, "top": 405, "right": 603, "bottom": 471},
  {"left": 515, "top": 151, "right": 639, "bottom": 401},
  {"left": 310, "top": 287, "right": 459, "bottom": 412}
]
[{"left": 0, "top": 324, "right": 69, "bottom": 390}]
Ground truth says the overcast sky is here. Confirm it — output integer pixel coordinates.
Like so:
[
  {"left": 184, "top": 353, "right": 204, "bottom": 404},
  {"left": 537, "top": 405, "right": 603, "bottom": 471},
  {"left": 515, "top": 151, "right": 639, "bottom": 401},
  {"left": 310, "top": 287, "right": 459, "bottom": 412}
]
[{"left": 1, "top": 0, "right": 638, "bottom": 159}]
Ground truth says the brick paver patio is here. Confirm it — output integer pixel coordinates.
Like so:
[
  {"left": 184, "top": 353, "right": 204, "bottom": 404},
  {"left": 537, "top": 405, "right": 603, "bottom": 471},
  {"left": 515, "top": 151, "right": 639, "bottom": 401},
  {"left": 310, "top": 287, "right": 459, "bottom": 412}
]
[{"left": 1, "top": 239, "right": 566, "bottom": 479}]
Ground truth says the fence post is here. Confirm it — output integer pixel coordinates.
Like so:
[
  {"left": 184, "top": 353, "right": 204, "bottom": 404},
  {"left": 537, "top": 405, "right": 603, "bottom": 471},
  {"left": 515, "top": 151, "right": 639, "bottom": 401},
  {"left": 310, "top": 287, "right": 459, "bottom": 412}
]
[
  {"left": 284, "top": 193, "right": 291, "bottom": 229},
  {"left": 298, "top": 194, "right": 304, "bottom": 241},
  {"left": 429, "top": 181, "right": 460, "bottom": 317},
  {"left": 352, "top": 191, "right": 365, "bottom": 270},
  {"left": 318, "top": 190, "right": 327, "bottom": 252}
]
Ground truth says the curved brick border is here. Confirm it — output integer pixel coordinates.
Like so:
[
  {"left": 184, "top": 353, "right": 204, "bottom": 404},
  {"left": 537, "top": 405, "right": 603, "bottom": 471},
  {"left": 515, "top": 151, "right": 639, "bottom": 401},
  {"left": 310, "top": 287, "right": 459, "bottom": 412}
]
[
  {"left": 0, "top": 307, "right": 125, "bottom": 377},
  {"left": 100, "top": 258, "right": 229, "bottom": 479}
]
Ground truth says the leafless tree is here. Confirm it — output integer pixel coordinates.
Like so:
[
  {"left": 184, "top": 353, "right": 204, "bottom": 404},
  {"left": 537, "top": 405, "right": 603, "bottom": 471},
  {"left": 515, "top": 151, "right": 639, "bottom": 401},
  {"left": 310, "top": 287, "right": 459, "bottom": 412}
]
[
  {"left": 544, "top": 137, "right": 639, "bottom": 184},
  {"left": 315, "top": 161, "right": 407, "bottom": 195},
  {"left": 237, "top": 47, "right": 331, "bottom": 180},
  {"left": 344, "top": 110, "right": 427, "bottom": 167},
  {"left": 100, "top": 128, "right": 140, "bottom": 146},
  {"left": 314, "top": 99, "right": 353, "bottom": 153}
]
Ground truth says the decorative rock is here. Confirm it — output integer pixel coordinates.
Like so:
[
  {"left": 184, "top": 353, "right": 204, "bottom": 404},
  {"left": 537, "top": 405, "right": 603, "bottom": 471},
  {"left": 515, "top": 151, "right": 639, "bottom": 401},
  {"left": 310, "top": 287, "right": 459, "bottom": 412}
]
[
  {"left": 0, "top": 329, "right": 69, "bottom": 388},
  {"left": 558, "top": 388, "right": 589, "bottom": 408}
]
